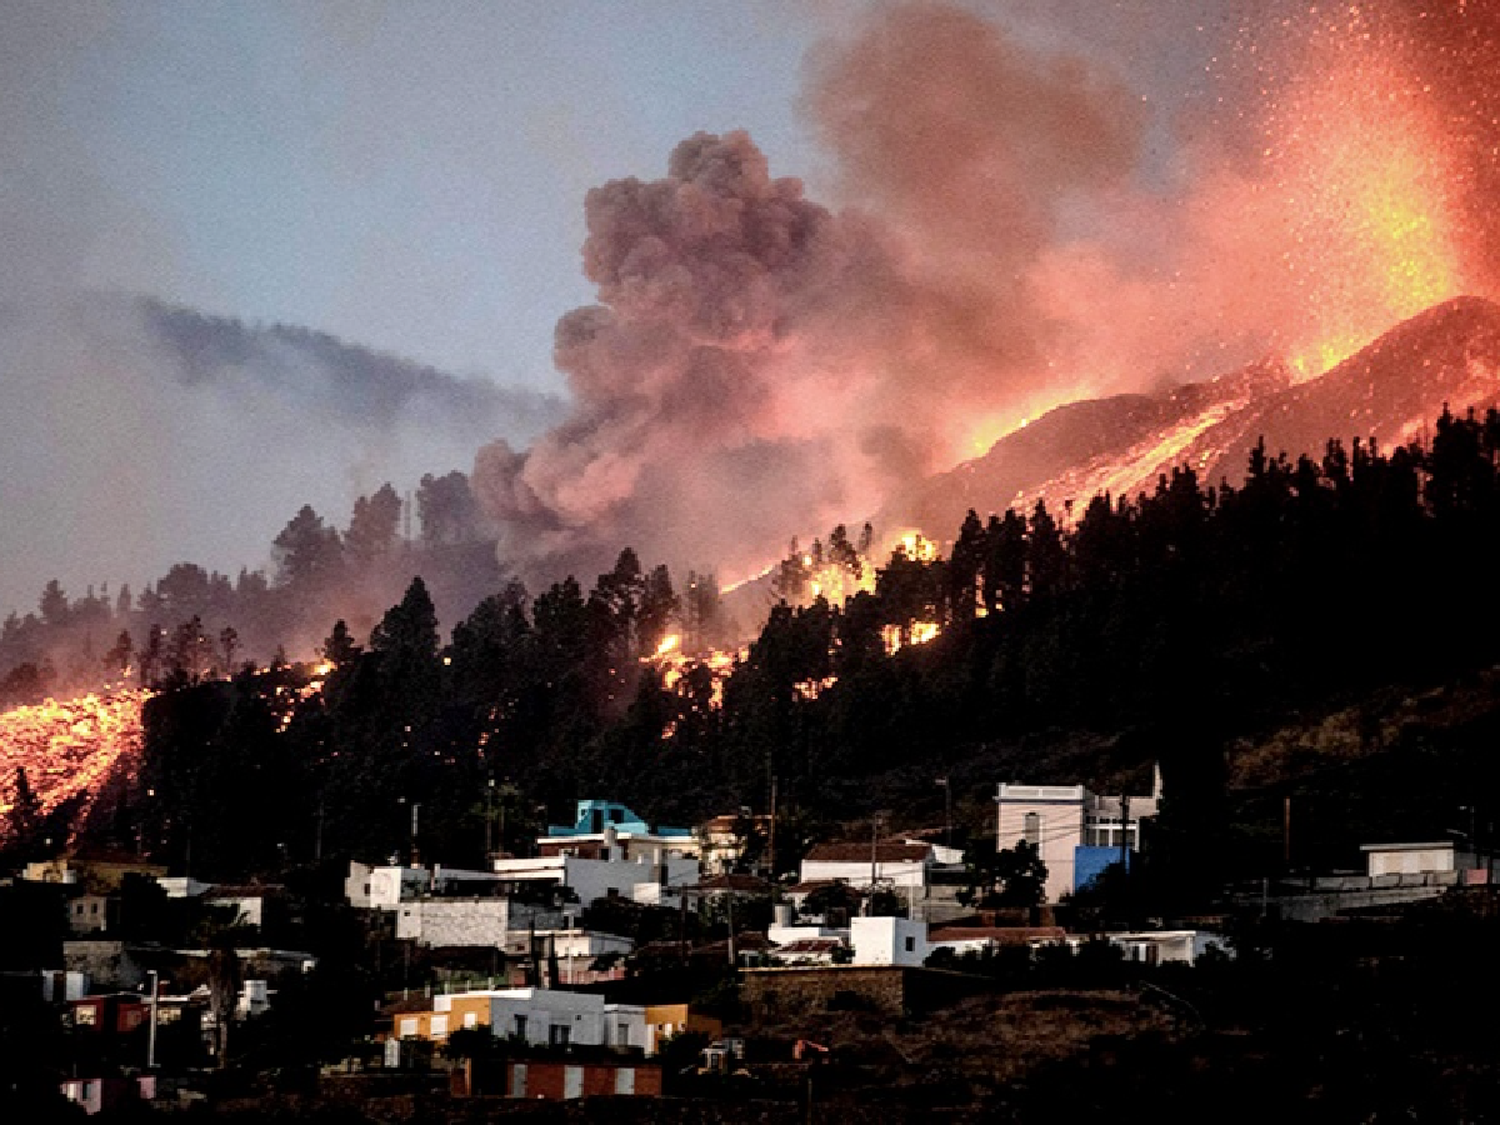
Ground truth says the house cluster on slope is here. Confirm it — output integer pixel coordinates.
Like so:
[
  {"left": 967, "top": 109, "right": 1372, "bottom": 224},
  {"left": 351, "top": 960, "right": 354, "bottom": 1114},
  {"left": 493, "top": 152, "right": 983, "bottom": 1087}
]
[{"left": 13, "top": 777, "right": 1483, "bottom": 1113}]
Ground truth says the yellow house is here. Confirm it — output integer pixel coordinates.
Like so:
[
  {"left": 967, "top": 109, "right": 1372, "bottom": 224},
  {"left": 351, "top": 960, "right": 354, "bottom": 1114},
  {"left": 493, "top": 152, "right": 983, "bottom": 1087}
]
[
  {"left": 643, "top": 1004, "right": 722, "bottom": 1054},
  {"left": 391, "top": 993, "right": 498, "bottom": 1044}
]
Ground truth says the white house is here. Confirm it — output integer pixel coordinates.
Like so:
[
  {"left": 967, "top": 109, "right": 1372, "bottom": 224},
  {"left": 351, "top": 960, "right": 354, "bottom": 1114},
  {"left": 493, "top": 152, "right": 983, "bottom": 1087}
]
[
  {"left": 995, "top": 775, "right": 1161, "bottom": 903},
  {"left": 500, "top": 929, "right": 634, "bottom": 984},
  {"left": 850, "top": 916, "right": 931, "bottom": 967},
  {"left": 1361, "top": 841, "right": 1459, "bottom": 878},
  {"left": 490, "top": 853, "right": 698, "bottom": 909},
  {"left": 1103, "top": 930, "right": 1230, "bottom": 965},
  {"left": 399, "top": 988, "right": 646, "bottom": 1052},
  {"left": 347, "top": 862, "right": 500, "bottom": 910},
  {"left": 797, "top": 842, "right": 932, "bottom": 909}
]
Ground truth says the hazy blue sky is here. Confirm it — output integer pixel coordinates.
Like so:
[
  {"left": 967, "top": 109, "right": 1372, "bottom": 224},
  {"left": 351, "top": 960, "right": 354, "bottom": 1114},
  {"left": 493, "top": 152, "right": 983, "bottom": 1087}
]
[
  {"left": 1, "top": 1, "right": 1274, "bottom": 619},
  {"left": 3, "top": 1, "right": 1230, "bottom": 388},
  {"left": 5, "top": 2, "right": 828, "bottom": 387}
]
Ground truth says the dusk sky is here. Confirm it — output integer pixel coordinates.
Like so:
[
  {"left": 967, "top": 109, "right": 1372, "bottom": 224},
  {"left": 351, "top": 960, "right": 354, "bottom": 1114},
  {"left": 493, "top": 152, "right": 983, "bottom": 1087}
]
[
  {"left": 5, "top": 2, "right": 1229, "bottom": 386},
  {"left": 10, "top": 0, "right": 1477, "bottom": 620}
]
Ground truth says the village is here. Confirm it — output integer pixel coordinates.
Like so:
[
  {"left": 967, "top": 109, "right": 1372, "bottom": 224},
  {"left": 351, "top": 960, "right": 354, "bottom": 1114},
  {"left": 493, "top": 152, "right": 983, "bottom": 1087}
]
[{"left": 5, "top": 773, "right": 1491, "bottom": 1118}]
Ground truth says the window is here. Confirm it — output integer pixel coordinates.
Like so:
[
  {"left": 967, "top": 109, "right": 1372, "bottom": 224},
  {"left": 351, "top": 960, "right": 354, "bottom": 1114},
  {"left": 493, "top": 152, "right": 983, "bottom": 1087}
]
[
  {"left": 463, "top": 1012, "right": 477, "bottom": 1029},
  {"left": 74, "top": 1006, "right": 96, "bottom": 1026},
  {"left": 1024, "top": 812, "right": 1041, "bottom": 846},
  {"left": 549, "top": 1024, "right": 571, "bottom": 1048},
  {"left": 904, "top": 936, "right": 916, "bottom": 953},
  {"left": 398, "top": 1018, "right": 417, "bottom": 1038},
  {"left": 430, "top": 1015, "right": 448, "bottom": 1038},
  {"left": 513, "top": 1014, "right": 528, "bottom": 1040}
]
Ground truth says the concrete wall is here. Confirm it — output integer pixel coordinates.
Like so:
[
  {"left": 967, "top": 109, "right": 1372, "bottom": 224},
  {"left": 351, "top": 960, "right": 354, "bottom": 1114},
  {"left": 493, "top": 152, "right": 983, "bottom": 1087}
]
[{"left": 395, "top": 899, "right": 562, "bottom": 947}]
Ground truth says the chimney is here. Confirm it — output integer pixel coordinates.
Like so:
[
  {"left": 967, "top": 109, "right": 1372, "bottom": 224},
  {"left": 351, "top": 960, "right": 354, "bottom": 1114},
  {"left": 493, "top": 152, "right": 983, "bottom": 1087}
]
[{"left": 603, "top": 825, "right": 619, "bottom": 862}]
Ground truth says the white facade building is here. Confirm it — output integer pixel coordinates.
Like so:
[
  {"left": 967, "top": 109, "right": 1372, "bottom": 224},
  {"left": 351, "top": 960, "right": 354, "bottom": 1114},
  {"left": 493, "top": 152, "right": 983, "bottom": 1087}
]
[
  {"left": 490, "top": 853, "right": 698, "bottom": 909},
  {"left": 850, "top": 916, "right": 931, "bottom": 967},
  {"left": 1362, "top": 841, "right": 1458, "bottom": 878},
  {"left": 798, "top": 843, "right": 931, "bottom": 893},
  {"left": 995, "top": 774, "right": 1161, "bottom": 902},
  {"left": 347, "top": 862, "right": 499, "bottom": 910}
]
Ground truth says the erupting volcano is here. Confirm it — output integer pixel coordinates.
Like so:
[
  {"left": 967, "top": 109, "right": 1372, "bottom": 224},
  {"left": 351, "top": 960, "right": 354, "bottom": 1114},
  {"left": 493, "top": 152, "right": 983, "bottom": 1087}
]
[{"left": 466, "top": 2, "right": 1500, "bottom": 594}]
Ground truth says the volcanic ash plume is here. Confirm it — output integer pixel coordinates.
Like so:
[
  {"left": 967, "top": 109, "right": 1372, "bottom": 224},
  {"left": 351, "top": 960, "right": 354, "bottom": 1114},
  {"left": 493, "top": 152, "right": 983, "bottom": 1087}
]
[
  {"left": 475, "top": 1, "right": 1500, "bottom": 590},
  {"left": 474, "top": 14, "right": 1146, "bottom": 586}
]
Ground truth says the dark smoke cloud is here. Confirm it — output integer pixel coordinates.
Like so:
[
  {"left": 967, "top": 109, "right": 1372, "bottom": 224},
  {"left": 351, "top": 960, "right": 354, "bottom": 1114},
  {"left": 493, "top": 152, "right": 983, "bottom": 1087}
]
[{"left": 474, "top": 4, "right": 1146, "bottom": 585}]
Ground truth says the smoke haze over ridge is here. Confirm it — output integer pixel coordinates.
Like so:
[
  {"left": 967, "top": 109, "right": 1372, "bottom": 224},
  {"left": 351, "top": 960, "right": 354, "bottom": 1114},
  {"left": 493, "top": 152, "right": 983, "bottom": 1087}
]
[
  {"left": 9, "top": 1, "right": 1500, "bottom": 620},
  {"left": 0, "top": 293, "right": 563, "bottom": 619},
  {"left": 473, "top": 1, "right": 1500, "bottom": 589}
]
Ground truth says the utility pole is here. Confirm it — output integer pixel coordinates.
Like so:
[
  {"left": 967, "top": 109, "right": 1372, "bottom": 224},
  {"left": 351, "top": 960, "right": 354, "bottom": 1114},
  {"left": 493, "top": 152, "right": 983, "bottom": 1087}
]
[
  {"left": 867, "top": 813, "right": 884, "bottom": 915},
  {"left": 938, "top": 777, "right": 952, "bottom": 849},
  {"left": 1283, "top": 795, "right": 1292, "bottom": 871},
  {"left": 146, "top": 970, "right": 159, "bottom": 1070},
  {"left": 727, "top": 894, "right": 736, "bottom": 967},
  {"left": 767, "top": 776, "right": 778, "bottom": 881},
  {"left": 1119, "top": 793, "right": 1131, "bottom": 873},
  {"left": 485, "top": 779, "right": 496, "bottom": 859}
]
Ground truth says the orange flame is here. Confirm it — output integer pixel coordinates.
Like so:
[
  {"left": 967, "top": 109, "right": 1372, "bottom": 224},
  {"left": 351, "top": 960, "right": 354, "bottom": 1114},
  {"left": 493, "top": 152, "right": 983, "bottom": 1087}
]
[{"left": 1270, "top": 11, "right": 1466, "bottom": 379}]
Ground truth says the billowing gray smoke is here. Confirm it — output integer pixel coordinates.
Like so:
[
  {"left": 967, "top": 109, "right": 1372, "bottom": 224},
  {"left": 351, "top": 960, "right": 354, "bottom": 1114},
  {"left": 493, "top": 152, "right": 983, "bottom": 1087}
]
[
  {"left": 474, "top": 6, "right": 1144, "bottom": 586},
  {"left": 474, "top": 129, "right": 886, "bottom": 583}
]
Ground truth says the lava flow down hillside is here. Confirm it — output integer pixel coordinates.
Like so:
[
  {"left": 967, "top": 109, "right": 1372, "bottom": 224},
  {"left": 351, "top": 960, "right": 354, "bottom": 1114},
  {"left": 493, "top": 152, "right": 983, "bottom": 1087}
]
[
  {"left": 889, "top": 296, "right": 1500, "bottom": 537},
  {"left": 0, "top": 691, "right": 148, "bottom": 845}
]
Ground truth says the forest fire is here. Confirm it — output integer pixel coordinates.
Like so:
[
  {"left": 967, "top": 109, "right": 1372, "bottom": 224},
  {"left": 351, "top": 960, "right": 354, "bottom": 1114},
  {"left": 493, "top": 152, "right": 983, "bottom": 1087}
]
[{"left": 0, "top": 691, "right": 148, "bottom": 840}]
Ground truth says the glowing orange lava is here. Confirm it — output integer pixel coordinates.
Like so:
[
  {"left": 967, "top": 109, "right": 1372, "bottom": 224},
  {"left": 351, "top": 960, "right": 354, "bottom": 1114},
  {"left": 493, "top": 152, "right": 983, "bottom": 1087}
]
[
  {"left": 0, "top": 691, "right": 149, "bottom": 841},
  {"left": 1268, "top": 9, "right": 1466, "bottom": 379}
]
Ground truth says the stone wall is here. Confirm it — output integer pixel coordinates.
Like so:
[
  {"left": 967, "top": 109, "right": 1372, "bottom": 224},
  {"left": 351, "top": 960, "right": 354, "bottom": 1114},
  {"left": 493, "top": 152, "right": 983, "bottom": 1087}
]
[{"left": 741, "top": 966, "right": 992, "bottom": 1019}]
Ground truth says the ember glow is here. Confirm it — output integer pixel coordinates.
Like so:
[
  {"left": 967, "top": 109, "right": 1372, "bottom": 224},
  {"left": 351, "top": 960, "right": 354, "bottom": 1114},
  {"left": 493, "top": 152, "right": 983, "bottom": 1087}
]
[
  {"left": 1264, "top": 7, "right": 1467, "bottom": 380},
  {"left": 0, "top": 691, "right": 148, "bottom": 840}
]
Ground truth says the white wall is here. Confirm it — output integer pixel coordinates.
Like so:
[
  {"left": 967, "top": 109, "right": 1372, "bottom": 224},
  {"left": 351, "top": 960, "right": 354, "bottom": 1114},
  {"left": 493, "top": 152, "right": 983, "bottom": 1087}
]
[
  {"left": 851, "top": 916, "right": 930, "bottom": 967},
  {"left": 443, "top": 989, "right": 645, "bottom": 1050},
  {"left": 491, "top": 855, "right": 698, "bottom": 908},
  {"left": 1365, "top": 845, "right": 1455, "bottom": 877},
  {"left": 799, "top": 859, "right": 928, "bottom": 889},
  {"left": 367, "top": 866, "right": 431, "bottom": 909},
  {"left": 209, "top": 895, "right": 265, "bottom": 929}
]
